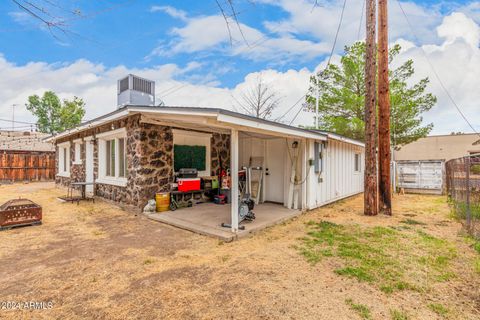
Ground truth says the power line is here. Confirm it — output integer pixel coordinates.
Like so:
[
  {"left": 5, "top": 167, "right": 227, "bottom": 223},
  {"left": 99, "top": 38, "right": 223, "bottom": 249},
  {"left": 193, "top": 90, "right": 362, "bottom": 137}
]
[
  {"left": 275, "top": 94, "right": 306, "bottom": 122},
  {"left": 357, "top": 0, "right": 366, "bottom": 41},
  {"left": 0, "top": 118, "right": 37, "bottom": 125},
  {"left": 285, "top": 0, "right": 349, "bottom": 126},
  {"left": 396, "top": 0, "right": 480, "bottom": 137},
  {"left": 157, "top": 18, "right": 291, "bottom": 102}
]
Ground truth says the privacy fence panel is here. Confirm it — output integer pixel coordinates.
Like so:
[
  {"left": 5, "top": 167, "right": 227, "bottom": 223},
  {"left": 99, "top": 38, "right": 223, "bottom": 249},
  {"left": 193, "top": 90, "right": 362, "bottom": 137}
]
[
  {"left": 446, "top": 154, "right": 480, "bottom": 239},
  {"left": 397, "top": 160, "right": 444, "bottom": 194},
  {"left": 0, "top": 151, "right": 55, "bottom": 182}
]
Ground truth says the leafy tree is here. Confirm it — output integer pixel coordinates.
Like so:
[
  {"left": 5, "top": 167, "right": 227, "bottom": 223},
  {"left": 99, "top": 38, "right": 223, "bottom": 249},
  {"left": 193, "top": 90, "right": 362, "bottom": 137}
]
[
  {"left": 26, "top": 91, "right": 86, "bottom": 134},
  {"left": 306, "top": 42, "right": 437, "bottom": 147}
]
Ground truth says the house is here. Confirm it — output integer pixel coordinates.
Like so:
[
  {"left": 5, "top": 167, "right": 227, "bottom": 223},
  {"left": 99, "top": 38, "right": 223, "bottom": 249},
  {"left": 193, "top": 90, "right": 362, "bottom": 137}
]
[
  {"left": 394, "top": 133, "right": 480, "bottom": 162},
  {"left": 394, "top": 133, "right": 480, "bottom": 195},
  {"left": 45, "top": 75, "right": 364, "bottom": 238},
  {"left": 0, "top": 130, "right": 55, "bottom": 182}
]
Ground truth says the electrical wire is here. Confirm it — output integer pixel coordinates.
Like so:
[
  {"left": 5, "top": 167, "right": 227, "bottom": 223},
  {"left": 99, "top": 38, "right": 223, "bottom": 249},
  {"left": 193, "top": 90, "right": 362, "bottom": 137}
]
[
  {"left": 357, "top": 0, "right": 366, "bottom": 41},
  {"left": 158, "top": 18, "right": 292, "bottom": 102},
  {"left": 0, "top": 118, "right": 37, "bottom": 125},
  {"left": 396, "top": 0, "right": 480, "bottom": 138},
  {"left": 283, "top": 0, "right": 349, "bottom": 126}
]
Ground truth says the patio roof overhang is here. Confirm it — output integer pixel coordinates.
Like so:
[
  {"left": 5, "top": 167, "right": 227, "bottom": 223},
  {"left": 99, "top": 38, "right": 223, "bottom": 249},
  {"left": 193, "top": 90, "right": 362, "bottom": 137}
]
[
  {"left": 44, "top": 106, "right": 328, "bottom": 142},
  {"left": 44, "top": 106, "right": 328, "bottom": 234}
]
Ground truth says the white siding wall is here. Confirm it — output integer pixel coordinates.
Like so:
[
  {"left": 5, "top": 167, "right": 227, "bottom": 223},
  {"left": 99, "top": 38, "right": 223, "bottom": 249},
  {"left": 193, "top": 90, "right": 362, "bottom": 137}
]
[
  {"left": 239, "top": 136, "right": 303, "bottom": 207},
  {"left": 307, "top": 138, "right": 364, "bottom": 209},
  {"left": 238, "top": 135, "right": 364, "bottom": 210}
]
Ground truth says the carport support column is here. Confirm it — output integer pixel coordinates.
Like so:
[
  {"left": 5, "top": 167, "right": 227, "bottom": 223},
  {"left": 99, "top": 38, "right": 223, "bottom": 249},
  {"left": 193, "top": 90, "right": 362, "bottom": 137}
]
[{"left": 230, "top": 128, "right": 239, "bottom": 232}]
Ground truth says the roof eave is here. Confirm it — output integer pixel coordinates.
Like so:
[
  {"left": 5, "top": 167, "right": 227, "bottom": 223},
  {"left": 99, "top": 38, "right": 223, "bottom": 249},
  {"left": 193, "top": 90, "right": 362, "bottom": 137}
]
[{"left": 45, "top": 106, "right": 328, "bottom": 143}]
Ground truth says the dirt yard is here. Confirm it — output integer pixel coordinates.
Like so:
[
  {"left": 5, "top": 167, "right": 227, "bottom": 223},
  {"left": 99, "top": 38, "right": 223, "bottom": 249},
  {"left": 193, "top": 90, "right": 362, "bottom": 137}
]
[{"left": 0, "top": 182, "right": 479, "bottom": 320}]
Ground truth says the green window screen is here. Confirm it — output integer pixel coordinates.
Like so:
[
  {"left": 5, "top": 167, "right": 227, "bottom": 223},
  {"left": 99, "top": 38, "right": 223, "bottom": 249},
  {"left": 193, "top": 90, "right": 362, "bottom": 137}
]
[{"left": 174, "top": 145, "right": 206, "bottom": 172}]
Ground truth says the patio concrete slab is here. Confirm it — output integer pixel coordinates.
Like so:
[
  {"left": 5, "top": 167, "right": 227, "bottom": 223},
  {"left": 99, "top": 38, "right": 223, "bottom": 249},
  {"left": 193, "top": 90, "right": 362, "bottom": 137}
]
[{"left": 147, "top": 202, "right": 301, "bottom": 241}]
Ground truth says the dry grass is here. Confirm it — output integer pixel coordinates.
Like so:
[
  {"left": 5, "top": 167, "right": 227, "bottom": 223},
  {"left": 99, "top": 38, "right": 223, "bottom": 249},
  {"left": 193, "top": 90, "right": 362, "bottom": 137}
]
[{"left": 0, "top": 183, "right": 479, "bottom": 319}]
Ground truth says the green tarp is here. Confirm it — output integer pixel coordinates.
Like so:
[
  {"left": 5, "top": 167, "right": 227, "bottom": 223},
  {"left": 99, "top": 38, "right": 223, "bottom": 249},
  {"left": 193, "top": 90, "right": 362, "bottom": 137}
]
[{"left": 174, "top": 145, "right": 206, "bottom": 172}]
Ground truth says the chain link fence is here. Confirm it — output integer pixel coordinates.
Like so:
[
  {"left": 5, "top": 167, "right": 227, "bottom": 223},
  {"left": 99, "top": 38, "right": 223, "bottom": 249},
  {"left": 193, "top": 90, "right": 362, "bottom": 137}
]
[{"left": 446, "top": 154, "right": 480, "bottom": 239}]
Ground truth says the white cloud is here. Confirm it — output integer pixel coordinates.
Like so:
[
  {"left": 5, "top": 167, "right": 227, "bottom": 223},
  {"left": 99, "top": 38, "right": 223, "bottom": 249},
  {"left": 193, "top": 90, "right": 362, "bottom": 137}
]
[
  {"left": 437, "top": 12, "right": 480, "bottom": 48},
  {"left": 0, "top": 54, "right": 311, "bottom": 128},
  {"left": 146, "top": 1, "right": 451, "bottom": 64},
  {"left": 393, "top": 12, "right": 480, "bottom": 133},
  {"left": 150, "top": 5, "right": 188, "bottom": 21},
  {"left": 2, "top": 12, "right": 480, "bottom": 134},
  {"left": 261, "top": 0, "right": 444, "bottom": 45},
  {"left": 8, "top": 11, "right": 33, "bottom": 26},
  {"left": 147, "top": 12, "right": 331, "bottom": 63}
]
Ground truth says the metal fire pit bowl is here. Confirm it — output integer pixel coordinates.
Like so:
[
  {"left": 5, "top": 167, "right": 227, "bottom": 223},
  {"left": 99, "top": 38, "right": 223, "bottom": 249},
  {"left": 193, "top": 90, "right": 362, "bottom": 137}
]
[{"left": 0, "top": 199, "right": 42, "bottom": 230}]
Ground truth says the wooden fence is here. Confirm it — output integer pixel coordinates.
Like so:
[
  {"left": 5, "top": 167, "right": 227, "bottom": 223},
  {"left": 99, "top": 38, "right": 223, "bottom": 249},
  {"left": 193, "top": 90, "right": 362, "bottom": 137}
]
[{"left": 0, "top": 151, "right": 55, "bottom": 182}]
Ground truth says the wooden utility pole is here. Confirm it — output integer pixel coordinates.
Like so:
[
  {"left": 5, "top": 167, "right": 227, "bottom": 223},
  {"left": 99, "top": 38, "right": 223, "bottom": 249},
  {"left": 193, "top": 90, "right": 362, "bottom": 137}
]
[
  {"left": 378, "top": 0, "right": 392, "bottom": 215},
  {"left": 364, "top": 0, "right": 378, "bottom": 216}
]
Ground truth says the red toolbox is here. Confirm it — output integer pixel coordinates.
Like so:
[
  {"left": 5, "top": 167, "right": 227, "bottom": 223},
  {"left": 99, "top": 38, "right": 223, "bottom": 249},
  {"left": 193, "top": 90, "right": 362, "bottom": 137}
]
[{"left": 177, "top": 178, "right": 201, "bottom": 192}]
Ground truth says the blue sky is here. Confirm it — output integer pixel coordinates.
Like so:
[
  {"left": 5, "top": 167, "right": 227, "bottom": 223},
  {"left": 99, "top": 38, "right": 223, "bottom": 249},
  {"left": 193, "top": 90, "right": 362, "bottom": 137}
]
[
  {"left": 1, "top": 0, "right": 480, "bottom": 134},
  {"left": 1, "top": 0, "right": 310, "bottom": 87}
]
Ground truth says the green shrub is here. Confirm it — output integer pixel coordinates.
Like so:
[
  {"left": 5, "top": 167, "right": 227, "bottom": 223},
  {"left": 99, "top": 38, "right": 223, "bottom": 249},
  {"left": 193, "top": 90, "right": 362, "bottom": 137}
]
[{"left": 471, "top": 164, "right": 480, "bottom": 175}]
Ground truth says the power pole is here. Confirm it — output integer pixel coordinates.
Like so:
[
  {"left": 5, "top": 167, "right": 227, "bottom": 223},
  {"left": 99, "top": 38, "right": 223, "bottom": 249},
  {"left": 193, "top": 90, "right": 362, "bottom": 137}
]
[
  {"left": 316, "top": 85, "right": 319, "bottom": 129},
  {"left": 364, "top": 0, "right": 378, "bottom": 216},
  {"left": 378, "top": 0, "right": 392, "bottom": 215},
  {"left": 12, "top": 104, "right": 18, "bottom": 131}
]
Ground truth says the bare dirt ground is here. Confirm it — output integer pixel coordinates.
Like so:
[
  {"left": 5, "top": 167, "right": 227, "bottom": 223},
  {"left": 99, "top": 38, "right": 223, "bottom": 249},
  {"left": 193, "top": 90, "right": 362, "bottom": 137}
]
[{"left": 0, "top": 182, "right": 479, "bottom": 320}]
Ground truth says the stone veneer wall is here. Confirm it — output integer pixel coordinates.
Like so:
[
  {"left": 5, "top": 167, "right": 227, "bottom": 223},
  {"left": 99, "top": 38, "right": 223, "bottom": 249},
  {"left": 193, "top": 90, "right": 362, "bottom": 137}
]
[
  {"left": 55, "top": 115, "right": 231, "bottom": 211},
  {"left": 211, "top": 133, "right": 230, "bottom": 175},
  {"left": 126, "top": 121, "right": 174, "bottom": 207}
]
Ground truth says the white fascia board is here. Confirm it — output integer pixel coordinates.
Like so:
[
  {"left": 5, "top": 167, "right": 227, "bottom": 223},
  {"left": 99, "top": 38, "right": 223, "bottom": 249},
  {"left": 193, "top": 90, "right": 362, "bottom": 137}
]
[
  {"left": 73, "top": 138, "right": 83, "bottom": 144},
  {"left": 326, "top": 133, "right": 365, "bottom": 148},
  {"left": 44, "top": 109, "right": 130, "bottom": 142},
  {"left": 172, "top": 128, "right": 212, "bottom": 138},
  {"left": 96, "top": 127, "right": 127, "bottom": 139},
  {"left": 132, "top": 107, "right": 216, "bottom": 118},
  {"left": 216, "top": 113, "right": 327, "bottom": 141},
  {"left": 57, "top": 141, "right": 71, "bottom": 147}
]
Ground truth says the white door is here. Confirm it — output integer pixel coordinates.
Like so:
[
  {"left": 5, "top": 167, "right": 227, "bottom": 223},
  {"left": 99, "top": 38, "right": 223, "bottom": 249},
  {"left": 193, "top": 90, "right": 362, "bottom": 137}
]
[
  {"left": 85, "top": 140, "right": 94, "bottom": 194},
  {"left": 265, "top": 138, "right": 285, "bottom": 203}
]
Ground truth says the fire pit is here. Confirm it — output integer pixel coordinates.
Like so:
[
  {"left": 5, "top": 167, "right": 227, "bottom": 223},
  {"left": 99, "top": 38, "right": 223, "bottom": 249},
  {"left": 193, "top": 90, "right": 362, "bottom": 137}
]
[{"left": 0, "top": 199, "right": 42, "bottom": 230}]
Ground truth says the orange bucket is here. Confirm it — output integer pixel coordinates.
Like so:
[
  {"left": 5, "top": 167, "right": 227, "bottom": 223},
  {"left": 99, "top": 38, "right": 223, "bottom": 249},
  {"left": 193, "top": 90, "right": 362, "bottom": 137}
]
[{"left": 156, "top": 193, "right": 170, "bottom": 212}]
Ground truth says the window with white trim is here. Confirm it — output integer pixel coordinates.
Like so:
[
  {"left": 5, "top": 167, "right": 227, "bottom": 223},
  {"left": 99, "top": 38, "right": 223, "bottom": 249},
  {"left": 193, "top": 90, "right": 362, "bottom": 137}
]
[
  {"left": 354, "top": 153, "right": 361, "bottom": 172},
  {"left": 73, "top": 141, "right": 82, "bottom": 164},
  {"left": 58, "top": 143, "right": 70, "bottom": 176},
  {"left": 97, "top": 128, "right": 128, "bottom": 186}
]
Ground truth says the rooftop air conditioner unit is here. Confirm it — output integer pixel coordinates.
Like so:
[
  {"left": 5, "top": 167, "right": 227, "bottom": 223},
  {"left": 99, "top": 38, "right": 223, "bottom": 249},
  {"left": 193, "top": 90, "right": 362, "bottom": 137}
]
[{"left": 117, "top": 74, "right": 155, "bottom": 109}]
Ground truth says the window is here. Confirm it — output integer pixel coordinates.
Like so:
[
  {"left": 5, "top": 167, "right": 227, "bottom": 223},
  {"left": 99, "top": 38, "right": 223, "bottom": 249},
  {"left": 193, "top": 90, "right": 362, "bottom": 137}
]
[
  {"left": 106, "top": 139, "right": 116, "bottom": 177},
  {"left": 73, "top": 140, "right": 82, "bottom": 164},
  {"left": 119, "top": 138, "right": 126, "bottom": 177},
  {"left": 354, "top": 153, "right": 361, "bottom": 172},
  {"left": 57, "top": 143, "right": 70, "bottom": 177},
  {"left": 97, "top": 128, "right": 127, "bottom": 186}
]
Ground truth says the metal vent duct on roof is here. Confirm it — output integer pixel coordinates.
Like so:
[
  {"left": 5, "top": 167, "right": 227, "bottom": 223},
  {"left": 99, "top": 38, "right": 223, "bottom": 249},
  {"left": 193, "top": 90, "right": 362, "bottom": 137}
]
[{"left": 117, "top": 74, "right": 155, "bottom": 109}]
